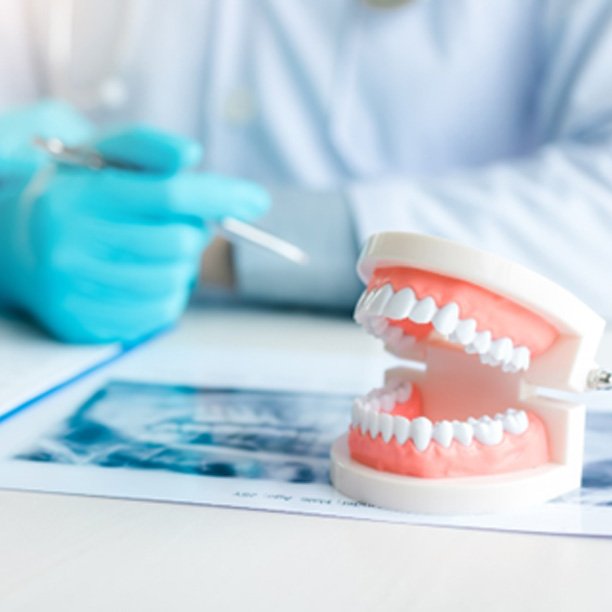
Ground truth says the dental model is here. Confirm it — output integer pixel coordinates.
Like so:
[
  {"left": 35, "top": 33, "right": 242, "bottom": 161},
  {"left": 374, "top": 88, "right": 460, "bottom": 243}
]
[{"left": 330, "top": 232, "right": 609, "bottom": 514}]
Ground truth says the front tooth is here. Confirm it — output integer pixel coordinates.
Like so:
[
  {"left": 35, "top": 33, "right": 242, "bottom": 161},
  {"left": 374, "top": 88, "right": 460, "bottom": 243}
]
[
  {"left": 396, "top": 383, "right": 413, "bottom": 403},
  {"left": 352, "top": 399, "right": 365, "bottom": 426},
  {"left": 433, "top": 420, "right": 454, "bottom": 448},
  {"left": 353, "top": 291, "right": 369, "bottom": 318},
  {"left": 393, "top": 416, "right": 411, "bottom": 444},
  {"left": 380, "top": 394, "right": 395, "bottom": 412},
  {"left": 490, "top": 337, "right": 513, "bottom": 363},
  {"left": 410, "top": 416, "right": 433, "bottom": 451},
  {"left": 453, "top": 421, "right": 474, "bottom": 446},
  {"left": 370, "top": 317, "right": 389, "bottom": 336},
  {"left": 360, "top": 409, "right": 369, "bottom": 434},
  {"left": 432, "top": 302, "right": 460, "bottom": 336},
  {"left": 453, "top": 319, "right": 477, "bottom": 345},
  {"left": 383, "top": 325, "right": 404, "bottom": 346},
  {"left": 367, "top": 284, "right": 394, "bottom": 316},
  {"left": 367, "top": 410, "right": 380, "bottom": 439},
  {"left": 379, "top": 413, "right": 394, "bottom": 442},
  {"left": 365, "top": 395, "right": 381, "bottom": 411},
  {"left": 384, "top": 287, "right": 417, "bottom": 320},
  {"left": 471, "top": 331, "right": 492, "bottom": 354},
  {"left": 473, "top": 419, "right": 504, "bottom": 445},
  {"left": 409, "top": 297, "right": 437, "bottom": 324}
]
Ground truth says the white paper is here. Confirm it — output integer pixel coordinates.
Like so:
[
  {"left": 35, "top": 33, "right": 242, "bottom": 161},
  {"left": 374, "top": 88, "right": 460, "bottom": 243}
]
[
  {"left": 2, "top": 307, "right": 612, "bottom": 537},
  {"left": 0, "top": 311, "right": 122, "bottom": 420}
]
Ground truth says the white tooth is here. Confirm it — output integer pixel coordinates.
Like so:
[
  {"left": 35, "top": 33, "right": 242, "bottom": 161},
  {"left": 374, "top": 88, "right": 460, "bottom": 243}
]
[
  {"left": 502, "top": 409, "right": 529, "bottom": 435},
  {"left": 393, "top": 416, "right": 411, "bottom": 444},
  {"left": 471, "top": 330, "right": 492, "bottom": 354},
  {"left": 515, "top": 410, "right": 528, "bottom": 431},
  {"left": 351, "top": 399, "right": 365, "bottom": 426},
  {"left": 453, "top": 319, "right": 477, "bottom": 345},
  {"left": 409, "top": 297, "right": 437, "bottom": 324},
  {"left": 432, "top": 302, "right": 460, "bottom": 336},
  {"left": 502, "top": 362, "right": 519, "bottom": 373},
  {"left": 511, "top": 346, "right": 531, "bottom": 371},
  {"left": 452, "top": 421, "right": 474, "bottom": 446},
  {"left": 379, "top": 413, "right": 394, "bottom": 443},
  {"left": 467, "top": 416, "right": 479, "bottom": 426},
  {"left": 353, "top": 290, "right": 369, "bottom": 318},
  {"left": 479, "top": 353, "right": 499, "bottom": 366},
  {"left": 380, "top": 394, "right": 395, "bottom": 412},
  {"left": 396, "top": 383, "right": 413, "bottom": 403},
  {"left": 367, "top": 410, "right": 380, "bottom": 439},
  {"left": 359, "top": 408, "right": 369, "bottom": 434},
  {"left": 433, "top": 420, "right": 454, "bottom": 448},
  {"left": 367, "top": 284, "right": 393, "bottom": 316},
  {"left": 410, "top": 416, "right": 433, "bottom": 451},
  {"left": 383, "top": 287, "right": 417, "bottom": 320},
  {"left": 479, "top": 415, "right": 493, "bottom": 424},
  {"left": 383, "top": 325, "right": 404, "bottom": 346},
  {"left": 490, "top": 337, "right": 513, "bottom": 363},
  {"left": 365, "top": 395, "right": 381, "bottom": 412},
  {"left": 358, "top": 288, "right": 379, "bottom": 313},
  {"left": 473, "top": 419, "right": 504, "bottom": 446},
  {"left": 394, "top": 335, "right": 417, "bottom": 355},
  {"left": 370, "top": 316, "right": 389, "bottom": 336}
]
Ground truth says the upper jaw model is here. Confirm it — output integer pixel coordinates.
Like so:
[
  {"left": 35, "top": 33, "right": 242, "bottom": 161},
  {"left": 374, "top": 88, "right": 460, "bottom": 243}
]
[{"left": 330, "top": 232, "right": 606, "bottom": 514}]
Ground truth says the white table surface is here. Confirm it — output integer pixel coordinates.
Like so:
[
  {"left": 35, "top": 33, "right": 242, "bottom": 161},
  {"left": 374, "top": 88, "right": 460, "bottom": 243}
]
[{"left": 1, "top": 306, "right": 612, "bottom": 612}]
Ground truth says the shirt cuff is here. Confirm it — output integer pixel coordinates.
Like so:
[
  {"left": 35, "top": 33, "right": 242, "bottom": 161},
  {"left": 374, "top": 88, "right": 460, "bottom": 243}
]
[{"left": 233, "top": 187, "right": 363, "bottom": 312}]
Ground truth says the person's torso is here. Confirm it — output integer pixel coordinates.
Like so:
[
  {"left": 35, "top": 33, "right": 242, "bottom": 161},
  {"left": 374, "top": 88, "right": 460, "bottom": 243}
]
[{"left": 8, "top": 0, "right": 543, "bottom": 187}]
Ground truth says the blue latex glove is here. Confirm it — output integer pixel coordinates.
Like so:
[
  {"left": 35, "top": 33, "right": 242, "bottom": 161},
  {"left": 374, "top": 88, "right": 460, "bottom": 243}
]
[{"left": 0, "top": 101, "right": 270, "bottom": 343}]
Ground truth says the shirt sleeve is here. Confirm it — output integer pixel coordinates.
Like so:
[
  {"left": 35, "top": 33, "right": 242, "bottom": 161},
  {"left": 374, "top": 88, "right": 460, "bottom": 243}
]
[
  {"left": 348, "top": 0, "right": 612, "bottom": 320},
  {"left": 233, "top": 187, "right": 363, "bottom": 313}
]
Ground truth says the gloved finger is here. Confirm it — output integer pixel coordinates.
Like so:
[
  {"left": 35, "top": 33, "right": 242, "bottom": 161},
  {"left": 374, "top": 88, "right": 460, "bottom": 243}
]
[
  {"left": 94, "top": 126, "right": 203, "bottom": 176},
  {"left": 96, "top": 171, "right": 271, "bottom": 223},
  {"left": 54, "top": 250, "right": 198, "bottom": 299},
  {"left": 0, "top": 99, "right": 93, "bottom": 164},
  {"left": 61, "top": 216, "right": 209, "bottom": 263},
  {"left": 44, "top": 291, "right": 188, "bottom": 344}
]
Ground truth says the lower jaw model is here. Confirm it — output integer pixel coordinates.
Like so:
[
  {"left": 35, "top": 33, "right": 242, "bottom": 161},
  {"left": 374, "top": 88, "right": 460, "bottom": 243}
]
[{"left": 330, "top": 233, "right": 606, "bottom": 514}]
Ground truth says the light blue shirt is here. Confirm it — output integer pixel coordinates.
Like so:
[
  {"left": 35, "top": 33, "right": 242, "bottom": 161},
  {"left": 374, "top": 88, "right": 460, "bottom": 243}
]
[{"left": 2, "top": 0, "right": 612, "bottom": 316}]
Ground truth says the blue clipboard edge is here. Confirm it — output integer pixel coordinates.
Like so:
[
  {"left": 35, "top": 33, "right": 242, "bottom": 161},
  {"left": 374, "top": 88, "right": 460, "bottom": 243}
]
[{"left": 0, "top": 326, "right": 168, "bottom": 426}]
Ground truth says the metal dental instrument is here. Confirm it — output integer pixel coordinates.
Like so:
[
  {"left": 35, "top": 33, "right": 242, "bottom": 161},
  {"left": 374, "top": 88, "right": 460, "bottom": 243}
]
[{"left": 33, "top": 136, "right": 310, "bottom": 265}]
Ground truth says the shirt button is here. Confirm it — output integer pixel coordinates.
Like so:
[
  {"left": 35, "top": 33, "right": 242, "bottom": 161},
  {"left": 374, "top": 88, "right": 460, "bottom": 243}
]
[{"left": 223, "top": 87, "right": 256, "bottom": 126}]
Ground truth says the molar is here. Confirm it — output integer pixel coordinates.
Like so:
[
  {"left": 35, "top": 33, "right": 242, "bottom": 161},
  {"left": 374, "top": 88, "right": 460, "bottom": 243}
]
[
  {"left": 490, "top": 337, "right": 513, "bottom": 363},
  {"left": 468, "top": 330, "right": 492, "bottom": 354},
  {"left": 395, "top": 382, "right": 413, "bottom": 403},
  {"left": 473, "top": 418, "right": 504, "bottom": 445},
  {"left": 452, "top": 420, "right": 474, "bottom": 446},
  {"left": 502, "top": 408, "right": 529, "bottom": 435}
]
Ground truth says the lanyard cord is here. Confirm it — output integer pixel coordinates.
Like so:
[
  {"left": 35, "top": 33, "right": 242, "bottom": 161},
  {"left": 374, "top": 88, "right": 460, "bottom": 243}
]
[{"left": 26, "top": 0, "right": 140, "bottom": 109}]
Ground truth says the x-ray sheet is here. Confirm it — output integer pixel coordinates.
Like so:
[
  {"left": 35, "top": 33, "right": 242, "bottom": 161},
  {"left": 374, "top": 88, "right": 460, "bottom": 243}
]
[{"left": 2, "top": 378, "right": 612, "bottom": 537}]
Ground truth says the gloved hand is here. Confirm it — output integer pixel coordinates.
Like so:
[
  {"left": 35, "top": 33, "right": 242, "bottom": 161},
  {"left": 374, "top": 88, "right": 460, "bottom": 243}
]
[{"left": 0, "top": 101, "right": 270, "bottom": 343}]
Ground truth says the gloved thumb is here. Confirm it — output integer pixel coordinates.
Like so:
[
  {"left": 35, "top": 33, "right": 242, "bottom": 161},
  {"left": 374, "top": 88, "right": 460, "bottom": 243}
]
[{"left": 94, "top": 126, "right": 203, "bottom": 176}]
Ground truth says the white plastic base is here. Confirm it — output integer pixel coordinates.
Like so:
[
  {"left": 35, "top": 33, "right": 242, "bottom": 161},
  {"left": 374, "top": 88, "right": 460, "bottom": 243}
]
[{"left": 330, "top": 435, "right": 581, "bottom": 515}]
